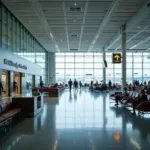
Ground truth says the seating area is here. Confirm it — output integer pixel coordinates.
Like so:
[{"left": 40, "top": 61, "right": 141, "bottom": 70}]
[
  {"left": 32, "top": 86, "right": 65, "bottom": 97},
  {"left": 0, "top": 102, "right": 21, "bottom": 130},
  {"left": 110, "top": 90, "right": 150, "bottom": 115}
]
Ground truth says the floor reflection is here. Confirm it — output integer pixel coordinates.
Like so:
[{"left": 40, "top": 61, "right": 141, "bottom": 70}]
[{"left": 1, "top": 89, "right": 150, "bottom": 150}]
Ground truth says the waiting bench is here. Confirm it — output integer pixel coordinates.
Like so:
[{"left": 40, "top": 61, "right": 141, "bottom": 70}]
[
  {"left": 110, "top": 91, "right": 150, "bottom": 115},
  {"left": 0, "top": 102, "right": 21, "bottom": 129},
  {"left": 32, "top": 87, "right": 60, "bottom": 97}
]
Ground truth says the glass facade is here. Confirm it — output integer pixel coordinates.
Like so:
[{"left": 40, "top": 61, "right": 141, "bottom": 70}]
[
  {"left": 56, "top": 53, "right": 103, "bottom": 84},
  {"left": 0, "top": 2, "right": 48, "bottom": 83},
  {"left": 56, "top": 52, "right": 150, "bottom": 84}
]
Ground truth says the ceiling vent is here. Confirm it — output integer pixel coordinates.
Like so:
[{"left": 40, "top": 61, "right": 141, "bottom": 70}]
[
  {"left": 69, "top": 7, "right": 82, "bottom": 12},
  {"left": 70, "top": 49, "right": 78, "bottom": 51},
  {"left": 70, "top": 34, "right": 78, "bottom": 37}
]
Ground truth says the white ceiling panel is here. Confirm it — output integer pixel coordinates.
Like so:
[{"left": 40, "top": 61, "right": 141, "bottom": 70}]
[{"left": 2, "top": 0, "right": 150, "bottom": 52}]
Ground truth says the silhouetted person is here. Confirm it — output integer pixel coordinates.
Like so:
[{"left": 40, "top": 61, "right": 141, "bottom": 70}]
[
  {"left": 40, "top": 81, "right": 44, "bottom": 88},
  {"left": 68, "top": 79, "right": 72, "bottom": 92},
  {"left": 129, "top": 83, "right": 132, "bottom": 91},
  {"left": 144, "top": 80, "right": 147, "bottom": 86},
  {"left": 79, "top": 81, "right": 82, "bottom": 89},
  {"left": 74, "top": 79, "right": 78, "bottom": 90},
  {"left": 108, "top": 80, "right": 112, "bottom": 89},
  {"left": 13, "top": 81, "right": 18, "bottom": 93},
  {"left": 0, "top": 80, "right": 3, "bottom": 100}
]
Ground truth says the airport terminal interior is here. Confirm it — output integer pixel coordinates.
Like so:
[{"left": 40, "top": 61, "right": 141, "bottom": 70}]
[{"left": 0, "top": 0, "right": 150, "bottom": 149}]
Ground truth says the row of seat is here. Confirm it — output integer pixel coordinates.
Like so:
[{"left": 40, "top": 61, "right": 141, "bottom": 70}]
[
  {"left": 0, "top": 102, "right": 21, "bottom": 129},
  {"left": 32, "top": 86, "right": 65, "bottom": 97},
  {"left": 110, "top": 91, "right": 150, "bottom": 115}
]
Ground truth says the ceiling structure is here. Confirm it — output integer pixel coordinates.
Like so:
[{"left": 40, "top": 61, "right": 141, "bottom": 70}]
[{"left": 2, "top": 0, "right": 150, "bottom": 53}]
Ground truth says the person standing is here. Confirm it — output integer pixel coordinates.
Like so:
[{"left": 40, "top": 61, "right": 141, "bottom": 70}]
[
  {"left": 0, "top": 80, "right": 3, "bottom": 100},
  {"left": 13, "top": 80, "right": 18, "bottom": 93},
  {"left": 40, "top": 80, "right": 44, "bottom": 88},
  {"left": 68, "top": 79, "right": 72, "bottom": 92},
  {"left": 108, "top": 80, "right": 112, "bottom": 90}
]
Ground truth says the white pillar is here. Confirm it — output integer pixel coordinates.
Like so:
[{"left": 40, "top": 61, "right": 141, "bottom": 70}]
[
  {"left": 48, "top": 52, "right": 56, "bottom": 84},
  {"left": 121, "top": 25, "right": 126, "bottom": 91},
  {"left": 103, "top": 51, "right": 106, "bottom": 84},
  {"left": 0, "top": 2, "right": 2, "bottom": 48}
]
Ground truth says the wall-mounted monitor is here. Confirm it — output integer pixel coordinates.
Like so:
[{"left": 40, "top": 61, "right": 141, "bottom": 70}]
[{"left": 103, "top": 60, "right": 107, "bottom": 68}]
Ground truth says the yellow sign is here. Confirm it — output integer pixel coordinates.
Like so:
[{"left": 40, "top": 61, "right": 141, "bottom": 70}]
[
  {"left": 113, "top": 53, "right": 121, "bottom": 63},
  {"left": 114, "top": 132, "right": 121, "bottom": 142}
]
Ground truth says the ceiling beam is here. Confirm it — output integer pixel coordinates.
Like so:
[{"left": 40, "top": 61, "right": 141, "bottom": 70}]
[
  {"left": 104, "top": 0, "right": 150, "bottom": 52},
  {"left": 129, "top": 36, "right": 150, "bottom": 50},
  {"left": 114, "top": 26, "right": 149, "bottom": 51},
  {"left": 104, "top": 30, "right": 121, "bottom": 51},
  {"left": 29, "top": 0, "right": 60, "bottom": 52},
  {"left": 63, "top": 1, "right": 70, "bottom": 51},
  {"left": 78, "top": 1, "right": 89, "bottom": 51},
  {"left": 106, "top": 49, "right": 146, "bottom": 53},
  {"left": 88, "top": 0, "right": 121, "bottom": 52},
  {"left": 145, "top": 48, "right": 150, "bottom": 51}
]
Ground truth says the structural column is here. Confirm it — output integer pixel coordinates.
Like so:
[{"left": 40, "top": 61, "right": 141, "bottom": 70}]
[
  {"left": 0, "top": 69, "right": 2, "bottom": 101},
  {"left": 0, "top": 2, "right": 2, "bottom": 48},
  {"left": 121, "top": 25, "right": 126, "bottom": 91},
  {"left": 103, "top": 51, "right": 106, "bottom": 84},
  {"left": 48, "top": 52, "right": 56, "bottom": 84}
]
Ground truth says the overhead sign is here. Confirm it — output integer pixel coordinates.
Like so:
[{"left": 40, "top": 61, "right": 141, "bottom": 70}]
[
  {"left": 112, "top": 53, "right": 121, "bottom": 63},
  {"left": 4, "top": 59, "right": 27, "bottom": 70}
]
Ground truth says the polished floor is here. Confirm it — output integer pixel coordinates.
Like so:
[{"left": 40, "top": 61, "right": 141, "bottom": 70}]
[{"left": 1, "top": 89, "right": 150, "bottom": 150}]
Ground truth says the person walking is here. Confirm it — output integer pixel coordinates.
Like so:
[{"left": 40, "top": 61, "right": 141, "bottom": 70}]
[
  {"left": 79, "top": 81, "right": 82, "bottom": 89},
  {"left": 68, "top": 79, "right": 72, "bottom": 92},
  {"left": 74, "top": 79, "right": 78, "bottom": 91}
]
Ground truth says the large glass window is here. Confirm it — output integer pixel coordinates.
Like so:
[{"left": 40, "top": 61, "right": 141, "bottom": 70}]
[
  {"left": 0, "top": 4, "right": 48, "bottom": 84},
  {"left": 56, "top": 52, "right": 150, "bottom": 85},
  {"left": 56, "top": 53, "right": 102, "bottom": 84}
]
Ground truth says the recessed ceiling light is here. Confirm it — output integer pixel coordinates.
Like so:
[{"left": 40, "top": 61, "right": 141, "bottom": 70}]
[
  {"left": 92, "top": 41, "right": 96, "bottom": 45},
  {"left": 74, "top": 3, "right": 76, "bottom": 6},
  {"left": 129, "top": 44, "right": 137, "bottom": 49},
  {"left": 50, "top": 33, "right": 53, "bottom": 38}
]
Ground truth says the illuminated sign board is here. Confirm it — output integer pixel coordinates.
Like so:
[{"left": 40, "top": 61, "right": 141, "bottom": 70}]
[{"left": 112, "top": 53, "right": 121, "bottom": 63}]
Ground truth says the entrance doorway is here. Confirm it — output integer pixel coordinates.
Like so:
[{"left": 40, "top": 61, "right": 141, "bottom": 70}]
[
  {"left": 13, "top": 72, "right": 21, "bottom": 96},
  {"left": 2, "top": 70, "right": 9, "bottom": 97}
]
